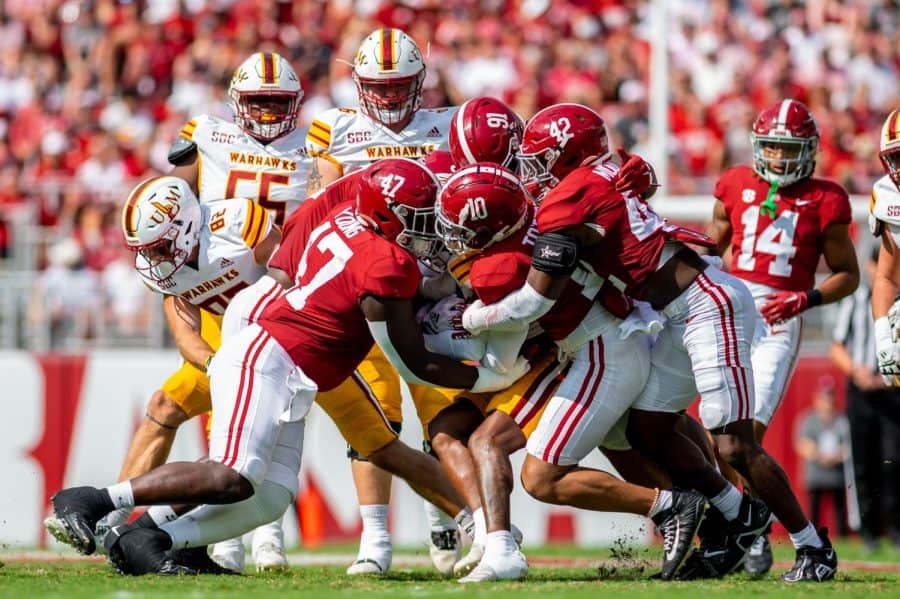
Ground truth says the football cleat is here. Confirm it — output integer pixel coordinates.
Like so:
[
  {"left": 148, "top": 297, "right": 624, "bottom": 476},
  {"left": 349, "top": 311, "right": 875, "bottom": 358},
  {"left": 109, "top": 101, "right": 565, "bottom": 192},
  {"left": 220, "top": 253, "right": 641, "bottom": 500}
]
[
  {"left": 346, "top": 558, "right": 388, "bottom": 576},
  {"left": 105, "top": 526, "right": 194, "bottom": 576},
  {"left": 47, "top": 486, "right": 114, "bottom": 555},
  {"left": 169, "top": 546, "right": 240, "bottom": 575},
  {"left": 453, "top": 542, "right": 484, "bottom": 577},
  {"left": 652, "top": 490, "right": 707, "bottom": 580},
  {"left": 210, "top": 538, "right": 246, "bottom": 573},
  {"left": 253, "top": 541, "right": 289, "bottom": 572},
  {"left": 458, "top": 550, "right": 528, "bottom": 583},
  {"left": 744, "top": 531, "right": 774, "bottom": 576},
  {"left": 782, "top": 528, "right": 838, "bottom": 583},
  {"left": 428, "top": 528, "right": 462, "bottom": 576}
]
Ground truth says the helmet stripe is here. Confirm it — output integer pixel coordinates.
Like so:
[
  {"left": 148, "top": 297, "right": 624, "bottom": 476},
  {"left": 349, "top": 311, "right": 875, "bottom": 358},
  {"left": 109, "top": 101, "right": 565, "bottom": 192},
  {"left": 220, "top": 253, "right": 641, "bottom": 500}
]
[
  {"left": 122, "top": 178, "right": 157, "bottom": 237},
  {"left": 453, "top": 101, "right": 478, "bottom": 164},
  {"left": 777, "top": 99, "right": 792, "bottom": 128},
  {"left": 381, "top": 28, "right": 394, "bottom": 71},
  {"left": 888, "top": 109, "right": 900, "bottom": 142},
  {"left": 261, "top": 52, "right": 275, "bottom": 84}
]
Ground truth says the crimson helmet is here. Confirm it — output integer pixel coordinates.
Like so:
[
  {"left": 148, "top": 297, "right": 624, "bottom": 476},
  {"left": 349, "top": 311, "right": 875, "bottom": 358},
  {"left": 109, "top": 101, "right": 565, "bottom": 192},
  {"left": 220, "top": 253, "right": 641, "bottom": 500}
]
[
  {"left": 356, "top": 157, "right": 441, "bottom": 259},
  {"left": 449, "top": 96, "right": 525, "bottom": 170},
  {"left": 879, "top": 108, "right": 900, "bottom": 190},
  {"left": 750, "top": 99, "right": 819, "bottom": 186},
  {"left": 518, "top": 103, "right": 610, "bottom": 202},
  {"left": 423, "top": 149, "right": 457, "bottom": 185},
  {"left": 435, "top": 163, "right": 529, "bottom": 254}
]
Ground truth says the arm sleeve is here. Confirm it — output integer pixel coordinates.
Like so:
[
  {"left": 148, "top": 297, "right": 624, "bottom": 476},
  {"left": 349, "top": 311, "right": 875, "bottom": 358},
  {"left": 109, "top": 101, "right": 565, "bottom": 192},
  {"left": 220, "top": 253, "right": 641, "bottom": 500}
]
[
  {"left": 306, "top": 115, "right": 334, "bottom": 154},
  {"left": 820, "top": 183, "right": 852, "bottom": 231},
  {"left": 462, "top": 282, "right": 556, "bottom": 334},
  {"left": 238, "top": 199, "right": 273, "bottom": 249}
]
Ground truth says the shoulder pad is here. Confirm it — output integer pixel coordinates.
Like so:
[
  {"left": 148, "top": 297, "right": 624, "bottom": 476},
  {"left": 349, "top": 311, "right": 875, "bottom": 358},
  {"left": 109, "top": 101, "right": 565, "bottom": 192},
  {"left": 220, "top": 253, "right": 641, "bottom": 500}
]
[
  {"left": 531, "top": 232, "right": 579, "bottom": 275},
  {"left": 168, "top": 136, "right": 197, "bottom": 166}
]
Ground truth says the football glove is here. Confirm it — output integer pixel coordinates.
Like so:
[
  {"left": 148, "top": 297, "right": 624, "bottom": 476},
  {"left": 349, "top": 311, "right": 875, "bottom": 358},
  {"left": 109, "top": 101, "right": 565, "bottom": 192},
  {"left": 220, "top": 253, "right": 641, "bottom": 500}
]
[
  {"left": 875, "top": 315, "right": 900, "bottom": 385},
  {"left": 760, "top": 291, "right": 809, "bottom": 325},
  {"left": 612, "top": 148, "right": 659, "bottom": 199}
]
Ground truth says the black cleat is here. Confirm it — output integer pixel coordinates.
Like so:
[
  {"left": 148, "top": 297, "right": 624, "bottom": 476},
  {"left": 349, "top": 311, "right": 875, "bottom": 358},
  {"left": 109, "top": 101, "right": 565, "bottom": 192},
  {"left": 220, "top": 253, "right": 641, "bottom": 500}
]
[
  {"left": 782, "top": 528, "right": 837, "bottom": 582},
  {"left": 652, "top": 490, "right": 707, "bottom": 580},
  {"left": 46, "top": 486, "right": 114, "bottom": 555},
  {"left": 105, "top": 526, "right": 195, "bottom": 576},
  {"left": 744, "top": 530, "right": 773, "bottom": 576},
  {"left": 169, "top": 546, "right": 240, "bottom": 575}
]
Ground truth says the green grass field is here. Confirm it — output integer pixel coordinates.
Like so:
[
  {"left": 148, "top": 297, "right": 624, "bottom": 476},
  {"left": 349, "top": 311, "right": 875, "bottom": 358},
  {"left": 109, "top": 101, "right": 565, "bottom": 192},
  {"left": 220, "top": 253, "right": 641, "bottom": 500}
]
[{"left": 3, "top": 539, "right": 899, "bottom": 598}]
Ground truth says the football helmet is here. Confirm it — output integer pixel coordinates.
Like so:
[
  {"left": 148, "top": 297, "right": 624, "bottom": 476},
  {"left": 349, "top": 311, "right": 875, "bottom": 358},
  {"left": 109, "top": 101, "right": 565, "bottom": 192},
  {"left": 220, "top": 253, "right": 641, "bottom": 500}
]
[
  {"left": 436, "top": 163, "right": 529, "bottom": 254},
  {"left": 229, "top": 52, "right": 304, "bottom": 142},
  {"left": 879, "top": 108, "right": 900, "bottom": 191},
  {"left": 357, "top": 157, "right": 441, "bottom": 260},
  {"left": 750, "top": 99, "right": 819, "bottom": 187},
  {"left": 353, "top": 28, "right": 426, "bottom": 126},
  {"left": 518, "top": 103, "right": 610, "bottom": 202},
  {"left": 449, "top": 96, "right": 525, "bottom": 170},
  {"left": 122, "top": 176, "right": 201, "bottom": 284}
]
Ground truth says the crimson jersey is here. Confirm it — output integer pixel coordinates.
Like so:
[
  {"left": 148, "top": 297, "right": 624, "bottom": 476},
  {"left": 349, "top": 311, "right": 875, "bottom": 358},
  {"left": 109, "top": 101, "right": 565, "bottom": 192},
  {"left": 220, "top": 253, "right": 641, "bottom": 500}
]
[
  {"left": 258, "top": 203, "right": 419, "bottom": 391},
  {"left": 536, "top": 160, "right": 669, "bottom": 301},
  {"left": 465, "top": 207, "right": 605, "bottom": 341},
  {"left": 268, "top": 170, "right": 365, "bottom": 281},
  {"left": 715, "top": 165, "right": 851, "bottom": 291}
]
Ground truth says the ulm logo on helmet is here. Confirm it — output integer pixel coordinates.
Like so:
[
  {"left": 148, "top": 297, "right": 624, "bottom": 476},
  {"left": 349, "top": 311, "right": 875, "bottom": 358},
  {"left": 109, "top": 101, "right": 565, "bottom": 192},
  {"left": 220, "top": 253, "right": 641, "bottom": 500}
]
[{"left": 148, "top": 191, "right": 181, "bottom": 227}]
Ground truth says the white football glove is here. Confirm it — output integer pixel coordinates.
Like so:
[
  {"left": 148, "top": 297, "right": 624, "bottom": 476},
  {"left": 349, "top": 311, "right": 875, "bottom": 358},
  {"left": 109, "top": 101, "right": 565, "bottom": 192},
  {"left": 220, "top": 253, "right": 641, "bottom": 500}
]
[
  {"left": 875, "top": 315, "right": 900, "bottom": 385},
  {"left": 421, "top": 296, "right": 487, "bottom": 362},
  {"left": 470, "top": 356, "right": 531, "bottom": 394}
]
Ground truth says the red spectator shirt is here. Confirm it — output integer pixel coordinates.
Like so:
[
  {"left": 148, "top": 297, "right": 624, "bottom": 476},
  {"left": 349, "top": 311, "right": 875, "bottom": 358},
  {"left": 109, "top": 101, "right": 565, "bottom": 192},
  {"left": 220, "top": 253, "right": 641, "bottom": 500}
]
[
  {"left": 536, "top": 160, "right": 669, "bottom": 301},
  {"left": 466, "top": 206, "right": 596, "bottom": 341},
  {"left": 268, "top": 170, "right": 364, "bottom": 281},
  {"left": 258, "top": 203, "right": 420, "bottom": 391},
  {"left": 715, "top": 165, "right": 851, "bottom": 291}
]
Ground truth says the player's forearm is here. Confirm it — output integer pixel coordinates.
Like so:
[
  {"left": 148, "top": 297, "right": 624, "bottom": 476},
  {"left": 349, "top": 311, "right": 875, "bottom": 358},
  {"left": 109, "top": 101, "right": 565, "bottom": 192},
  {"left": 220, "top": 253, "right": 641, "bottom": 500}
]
[
  {"left": 173, "top": 331, "right": 215, "bottom": 371},
  {"left": 815, "top": 269, "right": 859, "bottom": 306},
  {"left": 462, "top": 282, "right": 555, "bottom": 335},
  {"left": 872, "top": 275, "right": 899, "bottom": 319}
]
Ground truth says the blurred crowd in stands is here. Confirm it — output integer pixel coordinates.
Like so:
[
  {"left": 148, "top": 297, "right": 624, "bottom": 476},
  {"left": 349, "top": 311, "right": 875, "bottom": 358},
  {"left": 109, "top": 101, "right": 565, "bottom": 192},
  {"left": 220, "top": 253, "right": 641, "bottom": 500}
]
[{"left": 0, "top": 0, "right": 898, "bottom": 346}]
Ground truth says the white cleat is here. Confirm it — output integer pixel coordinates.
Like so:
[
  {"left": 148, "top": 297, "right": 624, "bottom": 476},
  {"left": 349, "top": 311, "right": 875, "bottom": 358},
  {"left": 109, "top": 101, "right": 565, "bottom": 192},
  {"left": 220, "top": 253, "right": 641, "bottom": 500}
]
[
  {"left": 346, "top": 557, "right": 390, "bottom": 576},
  {"left": 211, "top": 537, "right": 246, "bottom": 573},
  {"left": 428, "top": 527, "right": 462, "bottom": 576},
  {"left": 253, "top": 541, "right": 289, "bottom": 572},
  {"left": 453, "top": 542, "right": 484, "bottom": 577},
  {"left": 459, "top": 551, "right": 528, "bottom": 582}
]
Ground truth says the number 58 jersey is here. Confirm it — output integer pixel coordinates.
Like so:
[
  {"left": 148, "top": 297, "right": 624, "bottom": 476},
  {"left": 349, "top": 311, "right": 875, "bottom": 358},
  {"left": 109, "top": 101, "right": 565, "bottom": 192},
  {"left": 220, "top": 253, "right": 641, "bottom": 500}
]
[
  {"left": 715, "top": 165, "right": 851, "bottom": 292},
  {"left": 139, "top": 198, "right": 271, "bottom": 315},
  {"left": 177, "top": 114, "right": 313, "bottom": 228}
]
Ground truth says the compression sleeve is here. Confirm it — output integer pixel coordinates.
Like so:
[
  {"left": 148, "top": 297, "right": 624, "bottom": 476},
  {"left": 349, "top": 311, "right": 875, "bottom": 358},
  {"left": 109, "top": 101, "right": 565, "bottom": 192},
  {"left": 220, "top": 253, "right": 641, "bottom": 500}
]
[{"left": 461, "top": 282, "right": 556, "bottom": 335}]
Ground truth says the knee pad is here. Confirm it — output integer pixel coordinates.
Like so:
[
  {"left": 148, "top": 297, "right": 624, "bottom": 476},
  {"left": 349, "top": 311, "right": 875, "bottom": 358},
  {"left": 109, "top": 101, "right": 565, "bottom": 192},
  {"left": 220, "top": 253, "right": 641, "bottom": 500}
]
[{"left": 347, "top": 421, "right": 402, "bottom": 461}]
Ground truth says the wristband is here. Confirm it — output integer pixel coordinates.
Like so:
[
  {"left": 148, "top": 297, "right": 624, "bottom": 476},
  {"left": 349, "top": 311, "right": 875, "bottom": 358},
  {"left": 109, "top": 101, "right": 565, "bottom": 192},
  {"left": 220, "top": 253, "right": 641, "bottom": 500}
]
[{"left": 805, "top": 289, "right": 823, "bottom": 308}]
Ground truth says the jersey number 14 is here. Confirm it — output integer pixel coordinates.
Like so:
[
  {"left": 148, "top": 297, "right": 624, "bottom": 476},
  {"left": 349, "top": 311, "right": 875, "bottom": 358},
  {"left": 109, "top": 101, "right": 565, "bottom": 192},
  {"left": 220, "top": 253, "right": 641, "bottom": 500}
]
[{"left": 737, "top": 206, "right": 798, "bottom": 277}]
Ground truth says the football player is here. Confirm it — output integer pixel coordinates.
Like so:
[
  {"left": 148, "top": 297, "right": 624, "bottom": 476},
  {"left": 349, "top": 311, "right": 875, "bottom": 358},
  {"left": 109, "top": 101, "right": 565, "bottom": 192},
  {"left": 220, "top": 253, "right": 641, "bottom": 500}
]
[
  {"left": 461, "top": 103, "right": 838, "bottom": 583},
  {"left": 870, "top": 108, "right": 900, "bottom": 385},
  {"left": 305, "top": 28, "right": 464, "bottom": 575},
  {"left": 435, "top": 163, "right": 706, "bottom": 581},
  {"left": 112, "top": 51, "right": 312, "bottom": 571},
  {"left": 706, "top": 99, "right": 859, "bottom": 572},
  {"left": 44, "top": 176, "right": 279, "bottom": 568},
  {"left": 46, "top": 158, "right": 528, "bottom": 576}
]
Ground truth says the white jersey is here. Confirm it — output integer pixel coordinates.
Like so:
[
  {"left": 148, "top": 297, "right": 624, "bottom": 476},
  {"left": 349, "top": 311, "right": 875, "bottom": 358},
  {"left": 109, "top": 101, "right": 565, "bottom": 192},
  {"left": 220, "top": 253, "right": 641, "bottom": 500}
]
[
  {"left": 177, "top": 115, "right": 313, "bottom": 228},
  {"left": 305, "top": 106, "right": 454, "bottom": 174},
  {"left": 870, "top": 174, "right": 900, "bottom": 246},
  {"left": 139, "top": 198, "right": 271, "bottom": 315}
]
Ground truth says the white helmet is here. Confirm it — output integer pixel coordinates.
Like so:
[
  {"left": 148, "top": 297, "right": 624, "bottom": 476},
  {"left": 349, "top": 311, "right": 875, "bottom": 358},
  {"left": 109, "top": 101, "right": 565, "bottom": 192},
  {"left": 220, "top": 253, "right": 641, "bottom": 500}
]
[
  {"left": 880, "top": 108, "right": 900, "bottom": 191},
  {"left": 122, "top": 176, "right": 201, "bottom": 284},
  {"left": 352, "top": 28, "right": 426, "bottom": 126},
  {"left": 228, "top": 52, "right": 304, "bottom": 142}
]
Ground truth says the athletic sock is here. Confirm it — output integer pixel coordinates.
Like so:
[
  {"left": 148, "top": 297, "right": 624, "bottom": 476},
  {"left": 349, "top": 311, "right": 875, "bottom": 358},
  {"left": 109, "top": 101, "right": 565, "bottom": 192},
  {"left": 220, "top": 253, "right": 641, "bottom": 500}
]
[
  {"left": 709, "top": 484, "right": 742, "bottom": 521},
  {"left": 647, "top": 490, "right": 674, "bottom": 518},
  {"left": 357, "top": 504, "right": 391, "bottom": 559},
  {"left": 472, "top": 507, "right": 488, "bottom": 547},
  {"left": 104, "top": 481, "right": 135, "bottom": 510},
  {"left": 789, "top": 523, "right": 824, "bottom": 549},
  {"left": 455, "top": 508, "right": 475, "bottom": 542},
  {"left": 424, "top": 499, "right": 457, "bottom": 532},
  {"left": 146, "top": 505, "right": 178, "bottom": 527},
  {"left": 484, "top": 530, "right": 518, "bottom": 559}
]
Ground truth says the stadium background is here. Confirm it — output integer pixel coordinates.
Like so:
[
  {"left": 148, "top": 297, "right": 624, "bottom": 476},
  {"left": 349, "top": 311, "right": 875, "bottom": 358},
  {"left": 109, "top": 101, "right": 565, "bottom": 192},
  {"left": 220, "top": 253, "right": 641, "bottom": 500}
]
[{"left": 0, "top": 0, "right": 897, "bottom": 550}]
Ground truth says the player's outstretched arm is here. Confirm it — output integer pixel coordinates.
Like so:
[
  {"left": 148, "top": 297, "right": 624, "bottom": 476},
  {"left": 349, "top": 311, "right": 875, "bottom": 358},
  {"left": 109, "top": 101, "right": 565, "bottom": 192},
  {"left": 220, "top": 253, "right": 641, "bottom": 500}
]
[
  {"left": 362, "top": 296, "right": 528, "bottom": 393},
  {"left": 163, "top": 295, "right": 215, "bottom": 372},
  {"left": 253, "top": 227, "right": 282, "bottom": 266}
]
